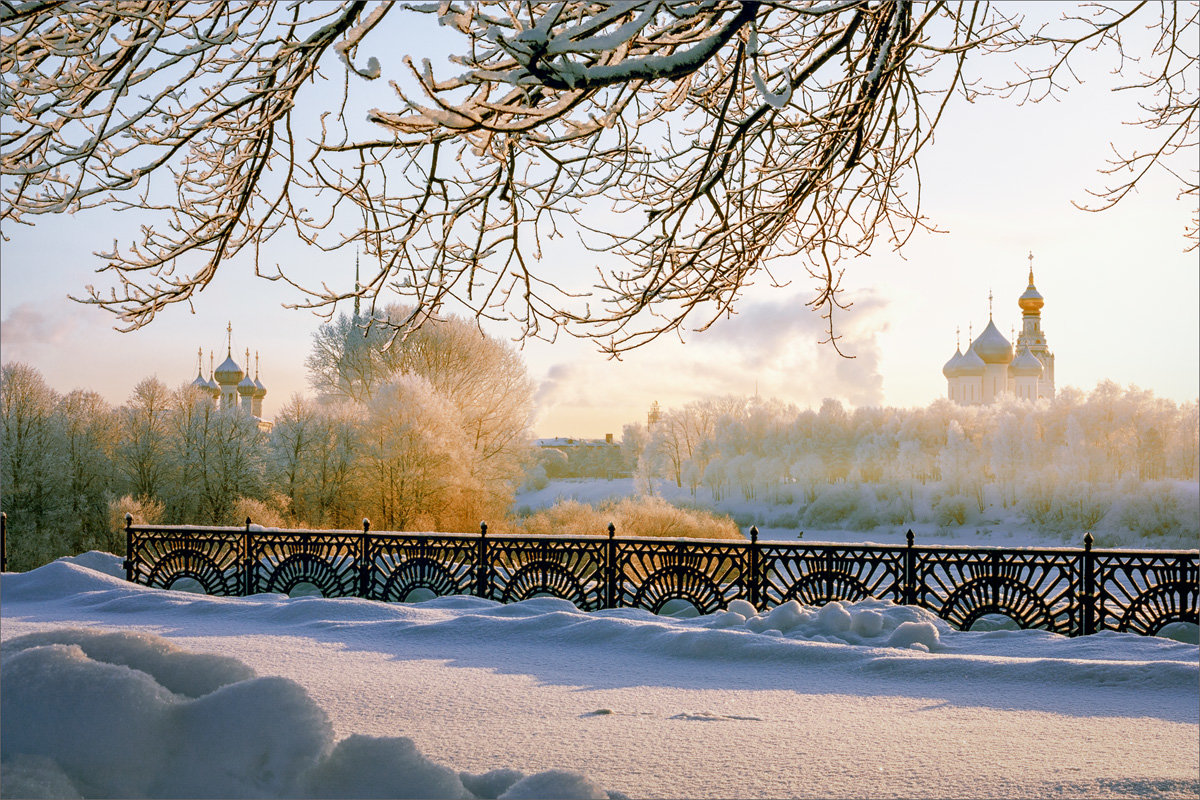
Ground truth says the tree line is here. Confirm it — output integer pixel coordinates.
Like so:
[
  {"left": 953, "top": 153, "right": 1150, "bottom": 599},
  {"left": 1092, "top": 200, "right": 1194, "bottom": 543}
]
[
  {"left": 1, "top": 312, "right": 536, "bottom": 571},
  {"left": 629, "top": 385, "right": 1199, "bottom": 544}
]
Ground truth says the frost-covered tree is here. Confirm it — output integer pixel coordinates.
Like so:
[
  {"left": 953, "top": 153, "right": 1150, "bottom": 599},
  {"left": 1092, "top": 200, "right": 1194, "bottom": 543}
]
[
  {"left": 3, "top": 2, "right": 1193, "bottom": 351},
  {"left": 115, "top": 377, "right": 174, "bottom": 500},
  {"left": 308, "top": 308, "right": 535, "bottom": 517},
  {"left": 0, "top": 362, "right": 63, "bottom": 568},
  {"left": 362, "top": 375, "right": 474, "bottom": 530},
  {"left": 57, "top": 389, "right": 120, "bottom": 554}
]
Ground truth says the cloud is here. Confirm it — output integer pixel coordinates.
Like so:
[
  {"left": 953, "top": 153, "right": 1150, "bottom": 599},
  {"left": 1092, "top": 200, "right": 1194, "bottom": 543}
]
[
  {"left": 670, "top": 289, "right": 890, "bottom": 408},
  {"left": 0, "top": 302, "right": 84, "bottom": 347}
]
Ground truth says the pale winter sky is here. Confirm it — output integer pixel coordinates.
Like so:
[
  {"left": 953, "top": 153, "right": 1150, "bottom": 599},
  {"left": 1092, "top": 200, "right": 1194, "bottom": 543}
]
[{"left": 1, "top": 6, "right": 1196, "bottom": 438}]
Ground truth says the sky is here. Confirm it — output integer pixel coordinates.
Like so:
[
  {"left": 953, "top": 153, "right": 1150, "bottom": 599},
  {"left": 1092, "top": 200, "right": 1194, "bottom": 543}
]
[
  {"left": 1, "top": 5, "right": 1196, "bottom": 438},
  {"left": 2, "top": 553, "right": 1197, "bottom": 798}
]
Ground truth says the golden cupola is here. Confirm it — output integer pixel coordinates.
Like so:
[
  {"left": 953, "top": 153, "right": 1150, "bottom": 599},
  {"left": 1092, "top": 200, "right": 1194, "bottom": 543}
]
[{"left": 1018, "top": 267, "right": 1044, "bottom": 314}]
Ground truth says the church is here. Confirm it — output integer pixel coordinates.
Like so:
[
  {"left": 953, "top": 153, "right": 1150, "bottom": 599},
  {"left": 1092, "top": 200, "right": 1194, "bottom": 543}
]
[
  {"left": 942, "top": 255, "right": 1055, "bottom": 405},
  {"left": 189, "top": 323, "right": 272, "bottom": 430}
]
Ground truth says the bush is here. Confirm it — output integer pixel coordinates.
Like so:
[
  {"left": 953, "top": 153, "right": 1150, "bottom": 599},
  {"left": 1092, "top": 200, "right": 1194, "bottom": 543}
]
[
  {"left": 230, "top": 495, "right": 289, "bottom": 528},
  {"left": 511, "top": 496, "right": 743, "bottom": 540},
  {"left": 521, "top": 463, "right": 550, "bottom": 492},
  {"left": 932, "top": 494, "right": 976, "bottom": 527},
  {"left": 802, "top": 484, "right": 860, "bottom": 528},
  {"left": 108, "top": 494, "right": 165, "bottom": 534},
  {"left": 1104, "top": 482, "right": 1198, "bottom": 544}
]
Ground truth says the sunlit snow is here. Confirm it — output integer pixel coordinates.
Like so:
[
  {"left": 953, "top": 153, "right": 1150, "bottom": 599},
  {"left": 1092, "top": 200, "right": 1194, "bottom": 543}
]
[{"left": 2, "top": 552, "right": 1197, "bottom": 799}]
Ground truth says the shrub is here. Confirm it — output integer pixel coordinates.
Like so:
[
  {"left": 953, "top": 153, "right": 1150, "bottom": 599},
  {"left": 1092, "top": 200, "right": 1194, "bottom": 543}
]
[
  {"left": 512, "top": 496, "right": 743, "bottom": 540},
  {"left": 932, "top": 494, "right": 976, "bottom": 527},
  {"left": 108, "top": 494, "right": 165, "bottom": 533},
  {"left": 230, "top": 495, "right": 290, "bottom": 528},
  {"left": 802, "top": 484, "right": 859, "bottom": 528}
]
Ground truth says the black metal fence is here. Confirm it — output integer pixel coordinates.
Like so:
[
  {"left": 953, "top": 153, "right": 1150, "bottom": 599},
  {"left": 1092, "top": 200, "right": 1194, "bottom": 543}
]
[{"left": 122, "top": 516, "right": 1200, "bottom": 637}]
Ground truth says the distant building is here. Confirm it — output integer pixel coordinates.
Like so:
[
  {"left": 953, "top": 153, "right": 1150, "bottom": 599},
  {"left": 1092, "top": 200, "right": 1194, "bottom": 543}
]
[
  {"left": 535, "top": 434, "right": 628, "bottom": 479},
  {"left": 647, "top": 401, "right": 662, "bottom": 428},
  {"left": 942, "top": 254, "right": 1055, "bottom": 405},
  {"left": 189, "top": 323, "right": 272, "bottom": 431}
]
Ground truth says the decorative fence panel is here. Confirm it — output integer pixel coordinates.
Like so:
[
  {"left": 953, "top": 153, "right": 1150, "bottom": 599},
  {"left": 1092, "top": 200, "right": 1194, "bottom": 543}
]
[{"left": 123, "top": 518, "right": 1200, "bottom": 637}]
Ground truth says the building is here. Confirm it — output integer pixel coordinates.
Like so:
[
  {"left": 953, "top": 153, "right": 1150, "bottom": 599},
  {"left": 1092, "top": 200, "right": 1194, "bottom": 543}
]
[
  {"left": 534, "top": 435, "right": 628, "bottom": 479},
  {"left": 942, "top": 254, "right": 1055, "bottom": 405},
  {"left": 189, "top": 324, "right": 272, "bottom": 430}
]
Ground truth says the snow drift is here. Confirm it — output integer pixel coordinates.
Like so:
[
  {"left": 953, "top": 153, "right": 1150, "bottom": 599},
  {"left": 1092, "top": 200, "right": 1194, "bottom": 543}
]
[{"left": 1, "top": 627, "right": 619, "bottom": 800}]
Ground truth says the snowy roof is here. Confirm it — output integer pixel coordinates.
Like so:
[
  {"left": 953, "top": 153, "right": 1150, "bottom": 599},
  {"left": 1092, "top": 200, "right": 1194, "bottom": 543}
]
[
  {"left": 972, "top": 319, "right": 1013, "bottom": 365},
  {"left": 535, "top": 437, "right": 616, "bottom": 448},
  {"left": 214, "top": 354, "right": 243, "bottom": 383}
]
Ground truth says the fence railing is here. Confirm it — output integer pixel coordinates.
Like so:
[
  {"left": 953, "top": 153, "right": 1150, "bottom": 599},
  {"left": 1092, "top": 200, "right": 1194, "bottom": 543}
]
[{"left": 122, "top": 516, "right": 1200, "bottom": 637}]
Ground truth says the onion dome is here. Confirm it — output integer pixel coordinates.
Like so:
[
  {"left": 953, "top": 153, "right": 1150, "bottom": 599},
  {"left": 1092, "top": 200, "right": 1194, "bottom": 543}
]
[
  {"left": 214, "top": 354, "right": 243, "bottom": 385},
  {"left": 237, "top": 349, "right": 256, "bottom": 397},
  {"left": 972, "top": 319, "right": 1013, "bottom": 365},
  {"left": 1018, "top": 269, "right": 1044, "bottom": 313},
  {"left": 190, "top": 348, "right": 210, "bottom": 391},
  {"left": 942, "top": 348, "right": 964, "bottom": 379},
  {"left": 957, "top": 345, "right": 986, "bottom": 376},
  {"left": 252, "top": 352, "right": 267, "bottom": 400},
  {"left": 1010, "top": 345, "right": 1044, "bottom": 377}
]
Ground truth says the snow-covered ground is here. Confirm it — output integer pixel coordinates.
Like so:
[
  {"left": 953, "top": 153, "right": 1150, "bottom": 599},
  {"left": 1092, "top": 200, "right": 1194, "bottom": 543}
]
[
  {"left": 2, "top": 552, "right": 1197, "bottom": 799},
  {"left": 514, "top": 478, "right": 1200, "bottom": 549}
]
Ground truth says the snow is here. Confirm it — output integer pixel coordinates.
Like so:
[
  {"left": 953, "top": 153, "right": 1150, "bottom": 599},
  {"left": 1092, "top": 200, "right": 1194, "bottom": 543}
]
[
  {"left": 514, "top": 477, "right": 1200, "bottom": 549},
  {"left": 2, "top": 553, "right": 1198, "bottom": 799}
]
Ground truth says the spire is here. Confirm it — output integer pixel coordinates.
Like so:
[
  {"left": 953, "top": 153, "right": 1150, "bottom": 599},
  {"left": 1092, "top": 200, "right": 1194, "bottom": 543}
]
[
  {"left": 245, "top": 347, "right": 251, "bottom": 368},
  {"left": 255, "top": 351, "right": 260, "bottom": 380},
  {"left": 988, "top": 289, "right": 993, "bottom": 320},
  {"left": 1028, "top": 250, "right": 1035, "bottom": 285},
  {"left": 354, "top": 249, "right": 361, "bottom": 318},
  {"left": 226, "top": 321, "right": 233, "bottom": 356},
  {"left": 209, "top": 351, "right": 214, "bottom": 379},
  {"left": 955, "top": 326, "right": 960, "bottom": 350},
  {"left": 196, "top": 347, "right": 203, "bottom": 374}
]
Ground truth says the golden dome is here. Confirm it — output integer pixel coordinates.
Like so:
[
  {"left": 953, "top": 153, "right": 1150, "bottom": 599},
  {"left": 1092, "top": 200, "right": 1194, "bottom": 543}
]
[{"left": 1019, "top": 268, "right": 1044, "bottom": 313}]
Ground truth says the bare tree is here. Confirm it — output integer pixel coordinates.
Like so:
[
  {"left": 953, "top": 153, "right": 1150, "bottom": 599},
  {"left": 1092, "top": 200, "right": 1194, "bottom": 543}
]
[
  {"left": 1008, "top": 2, "right": 1199, "bottom": 249},
  {"left": 4, "top": 3, "right": 1191, "bottom": 350},
  {"left": 0, "top": 362, "right": 63, "bottom": 568},
  {"left": 116, "top": 377, "right": 174, "bottom": 500},
  {"left": 57, "top": 388, "right": 120, "bottom": 553}
]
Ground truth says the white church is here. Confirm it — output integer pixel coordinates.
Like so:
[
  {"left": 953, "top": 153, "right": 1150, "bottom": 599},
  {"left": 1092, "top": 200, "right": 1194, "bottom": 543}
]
[
  {"left": 189, "top": 323, "right": 272, "bottom": 429},
  {"left": 942, "top": 255, "right": 1055, "bottom": 405}
]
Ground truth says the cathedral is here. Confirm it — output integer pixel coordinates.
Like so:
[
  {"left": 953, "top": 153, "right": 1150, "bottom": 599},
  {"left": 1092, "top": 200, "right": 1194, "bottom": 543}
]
[
  {"left": 942, "top": 255, "right": 1055, "bottom": 405},
  {"left": 189, "top": 324, "right": 271, "bottom": 429}
]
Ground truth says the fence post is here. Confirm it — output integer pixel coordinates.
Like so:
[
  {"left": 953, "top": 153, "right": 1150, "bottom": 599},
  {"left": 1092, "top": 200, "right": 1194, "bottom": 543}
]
[
  {"left": 359, "top": 518, "right": 371, "bottom": 599},
  {"left": 123, "top": 512, "right": 134, "bottom": 582},
  {"left": 1, "top": 511, "right": 6, "bottom": 573},
  {"left": 903, "top": 529, "right": 917, "bottom": 606},
  {"left": 1081, "top": 532, "right": 1096, "bottom": 635},
  {"left": 476, "top": 521, "right": 489, "bottom": 599},
  {"left": 606, "top": 522, "right": 618, "bottom": 609},
  {"left": 242, "top": 516, "right": 253, "bottom": 596},
  {"left": 749, "top": 526, "right": 760, "bottom": 609}
]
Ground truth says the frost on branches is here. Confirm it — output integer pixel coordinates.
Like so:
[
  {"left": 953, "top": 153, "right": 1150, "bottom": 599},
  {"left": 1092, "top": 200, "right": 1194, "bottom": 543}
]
[{"left": 1, "top": 2, "right": 1195, "bottom": 350}]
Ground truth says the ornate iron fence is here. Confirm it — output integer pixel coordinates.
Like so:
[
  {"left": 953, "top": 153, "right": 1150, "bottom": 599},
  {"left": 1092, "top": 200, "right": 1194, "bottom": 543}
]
[{"left": 122, "top": 516, "right": 1199, "bottom": 637}]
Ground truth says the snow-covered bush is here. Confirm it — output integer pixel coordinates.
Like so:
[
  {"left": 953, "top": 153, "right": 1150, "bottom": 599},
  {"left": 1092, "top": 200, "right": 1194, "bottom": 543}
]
[
  {"left": 521, "top": 463, "right": 550, "bottom": 492},
  {"left": 512, "top": 497, "right": 742, "bottom": 540},
  {"left": 1104, "top": 481, "right": 1199, "bottom": 544},
  {"left": 803, "top": 484, "right": 860, "bottom": 528},
  {"left": 230, "top": 496, "right": 289, "bottom": 529},
  {"left": 932, "top": 494, "right": 977, "bottom": 527},
  {"left": 108, "top": 495, "right": 164, "bottom": 534}
]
